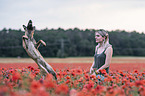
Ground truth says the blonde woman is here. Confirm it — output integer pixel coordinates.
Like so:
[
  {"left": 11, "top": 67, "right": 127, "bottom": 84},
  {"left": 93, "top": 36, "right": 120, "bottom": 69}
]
[{"left": 90, "top": 29, "right": 113, "bottom": 79}]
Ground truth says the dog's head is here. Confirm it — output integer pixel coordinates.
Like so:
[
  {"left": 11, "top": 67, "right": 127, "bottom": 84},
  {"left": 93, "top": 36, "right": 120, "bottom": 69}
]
[{"left": 23, "top": 20, "right": 35, "bottom": 38}]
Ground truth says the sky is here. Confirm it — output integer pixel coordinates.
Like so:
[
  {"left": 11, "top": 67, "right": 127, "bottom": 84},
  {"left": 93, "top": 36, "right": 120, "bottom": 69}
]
[{"left": 0, "top": 0, "right": 145, "bottom": 33}]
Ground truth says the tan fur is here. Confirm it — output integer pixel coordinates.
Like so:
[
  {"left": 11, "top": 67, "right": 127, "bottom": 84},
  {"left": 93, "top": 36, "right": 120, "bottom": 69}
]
[{"left": 22, "top": 20, "right": 57, "bottom": 80}]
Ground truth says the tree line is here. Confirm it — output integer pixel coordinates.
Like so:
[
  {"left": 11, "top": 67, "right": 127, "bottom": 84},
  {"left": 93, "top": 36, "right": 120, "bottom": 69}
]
[{"left": 0, "top": 28, "right": 145, "bottom": 57}]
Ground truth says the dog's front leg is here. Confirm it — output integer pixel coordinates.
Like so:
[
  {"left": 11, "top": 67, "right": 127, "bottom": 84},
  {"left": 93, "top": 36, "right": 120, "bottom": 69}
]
[
  {"left": 22, "top": 35, "right": 28, "bottom": 49},
  {"left": 35, "top": 40, "right": 46, "bottom": 49}
]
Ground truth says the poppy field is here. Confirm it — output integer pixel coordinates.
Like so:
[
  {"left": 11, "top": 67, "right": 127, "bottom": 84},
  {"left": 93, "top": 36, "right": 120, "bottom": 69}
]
[{"left": 0, "top": 57, "right": 145, "bottom": 96}]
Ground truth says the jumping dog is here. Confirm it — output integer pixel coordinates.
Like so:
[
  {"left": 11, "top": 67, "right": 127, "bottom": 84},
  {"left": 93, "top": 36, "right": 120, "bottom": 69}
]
[{"left": 22, "top": 20, "right": 57, "bottom": 80}]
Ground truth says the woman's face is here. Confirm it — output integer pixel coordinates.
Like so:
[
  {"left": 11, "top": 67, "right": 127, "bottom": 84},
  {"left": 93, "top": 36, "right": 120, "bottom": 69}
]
[{"left": 95, "top": 32, "right": 105, "bottom": 43}]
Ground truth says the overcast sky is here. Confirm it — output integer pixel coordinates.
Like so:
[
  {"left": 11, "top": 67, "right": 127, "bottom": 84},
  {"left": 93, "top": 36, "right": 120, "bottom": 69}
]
[{"left": 0, "top": 0, "right": 145, "bottom": 33}]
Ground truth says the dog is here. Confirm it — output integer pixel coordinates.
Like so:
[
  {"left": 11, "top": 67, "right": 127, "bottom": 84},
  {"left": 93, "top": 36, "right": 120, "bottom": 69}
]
[{"left": 22, "top": 20, "right": 57, "bottom": 80}]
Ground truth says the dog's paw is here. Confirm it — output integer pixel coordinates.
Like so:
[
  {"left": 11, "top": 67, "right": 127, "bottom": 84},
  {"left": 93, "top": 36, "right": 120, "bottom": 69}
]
[
  {"left": 22, "top": 35, "right": 28, "bottom": 39},
  {"left": 40, "top": 40, "right": 46, "bottom": 46}
]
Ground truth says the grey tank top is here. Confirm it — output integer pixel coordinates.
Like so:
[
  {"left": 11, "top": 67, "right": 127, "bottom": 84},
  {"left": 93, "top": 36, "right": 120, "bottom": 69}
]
[{"left": 93, "top": 44, "right": 111, "bottom": 74}]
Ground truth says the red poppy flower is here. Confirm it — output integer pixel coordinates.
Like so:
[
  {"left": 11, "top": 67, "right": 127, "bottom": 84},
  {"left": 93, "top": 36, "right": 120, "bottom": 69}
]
[
  {"left": 55, "top": 84, "right": 69, "bottom": 95},
  {"left": 12, "top": 72, "right": 21, "bottom": 82}
]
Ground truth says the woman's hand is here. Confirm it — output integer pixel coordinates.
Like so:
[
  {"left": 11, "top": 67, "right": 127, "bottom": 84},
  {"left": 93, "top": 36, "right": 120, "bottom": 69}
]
[
  {"left": 90, "top": 68, "right": 94, "bottom": 74},
  {"left": 96, "top": 70, "right": 100, "bottom": 73}
]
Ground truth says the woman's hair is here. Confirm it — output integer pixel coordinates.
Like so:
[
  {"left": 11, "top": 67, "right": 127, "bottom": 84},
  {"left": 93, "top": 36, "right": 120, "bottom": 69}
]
[{"left": 96, "top": 29, "right": 109, "bottom": 47}]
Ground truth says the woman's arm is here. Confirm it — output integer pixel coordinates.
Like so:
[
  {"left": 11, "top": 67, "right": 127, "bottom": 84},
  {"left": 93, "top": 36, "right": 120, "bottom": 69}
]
[
  {"left": 90, "top": 45, "right": 98, "bottom": 74},
  {"left": 96, "top": 47, "right": 113, "bottom": 73},
  {"left": 90, "top": 61, "right": 95, "bottom": 74}
]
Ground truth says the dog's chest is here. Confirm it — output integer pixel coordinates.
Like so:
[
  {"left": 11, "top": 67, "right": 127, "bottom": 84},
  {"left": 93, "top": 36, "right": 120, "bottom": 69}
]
[
  {"left": 25, "top": 39, "right": 35, "bottom": 50},
  {"left": 25, "top": 39, "right": 39, "bottom": 58}
]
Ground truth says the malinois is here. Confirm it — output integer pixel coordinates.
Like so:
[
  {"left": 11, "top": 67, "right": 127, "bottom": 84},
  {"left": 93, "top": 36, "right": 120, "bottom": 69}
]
[{"left": 22, "top": 20, "right": 57, "bottom": 80}]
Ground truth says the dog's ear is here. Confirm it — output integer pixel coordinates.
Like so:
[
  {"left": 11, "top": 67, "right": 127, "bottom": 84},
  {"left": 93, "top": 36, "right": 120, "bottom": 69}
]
[
  {"left": 23, "top": 25, "right": 27, "bottom": 30},
  {"left": 28, "top": 20, "right": 32, "bottom": 24},
  {"left": 33, "top": 26, "right": 35, "bottom": 30}
]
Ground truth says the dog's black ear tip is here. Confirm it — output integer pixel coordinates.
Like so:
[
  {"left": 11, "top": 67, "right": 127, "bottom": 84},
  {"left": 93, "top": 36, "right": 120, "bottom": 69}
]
[
  {"left": 29, "top": 20, "right": 32, "bottom": 23},
  {"left": 23, "top": 25, "right": 26, "bottom": 28}
]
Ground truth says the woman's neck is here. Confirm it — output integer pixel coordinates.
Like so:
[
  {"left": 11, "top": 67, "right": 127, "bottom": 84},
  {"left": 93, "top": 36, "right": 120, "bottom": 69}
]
[{"left": 98, "top": 42, "right": 103, "bottom": 47}]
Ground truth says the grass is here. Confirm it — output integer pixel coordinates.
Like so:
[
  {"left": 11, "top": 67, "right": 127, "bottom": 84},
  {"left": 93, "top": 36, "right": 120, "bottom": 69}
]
[{"left": 0, "top": 56, "right": 145, "bottom": 64}]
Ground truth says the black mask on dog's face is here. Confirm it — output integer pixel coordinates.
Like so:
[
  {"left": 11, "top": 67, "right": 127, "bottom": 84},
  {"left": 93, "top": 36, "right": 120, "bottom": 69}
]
[
  {"left": 23, "top": 20, "right": 35, "bottom": 39},
  {"left": 27, "top": 20, "right": 33, "bottom": 30}
]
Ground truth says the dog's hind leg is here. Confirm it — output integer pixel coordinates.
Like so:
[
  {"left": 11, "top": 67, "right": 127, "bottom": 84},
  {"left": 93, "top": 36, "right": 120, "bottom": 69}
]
[
  {"left": 36, "top": 58, "right": 57, "bottom": 80},
  {"left": 45, "top": 63, "right": 57, "bottom": 80},
  {"left": 38, "top": 63, "right": 49, "bottom": 77}
]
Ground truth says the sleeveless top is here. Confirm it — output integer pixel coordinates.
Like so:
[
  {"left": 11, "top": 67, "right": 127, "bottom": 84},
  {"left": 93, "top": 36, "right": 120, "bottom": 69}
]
[{"left": 93, "top": 44, "right": 112, "bottom": 74}]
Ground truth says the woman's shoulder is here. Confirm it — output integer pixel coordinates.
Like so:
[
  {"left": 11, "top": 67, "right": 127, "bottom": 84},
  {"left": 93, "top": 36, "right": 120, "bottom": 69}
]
[
  {"left": 95, "top": 45, "right": 99, "bottom": 52},
  {"left": 104, "top": 43, "right": 112, "bottom": 50},
  {"left": 95, "top": 45, "right": 99, "bottom": 48},
  {"left": 105, "top": 44, "right": 113, "bottom": 54},
  {"left": 106, "top": 43, "right": 112, "bottom": 49}
]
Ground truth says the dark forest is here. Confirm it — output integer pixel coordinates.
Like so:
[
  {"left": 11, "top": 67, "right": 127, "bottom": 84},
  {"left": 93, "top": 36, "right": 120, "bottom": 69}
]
[{"left": 0, "top": 28, "right": 145, "bottom": 57}]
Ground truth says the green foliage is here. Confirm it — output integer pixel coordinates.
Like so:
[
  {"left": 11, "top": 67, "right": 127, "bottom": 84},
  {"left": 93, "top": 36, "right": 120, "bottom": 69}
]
[{"left": 0, "top": 28, "right": 145, "bottom": 57}]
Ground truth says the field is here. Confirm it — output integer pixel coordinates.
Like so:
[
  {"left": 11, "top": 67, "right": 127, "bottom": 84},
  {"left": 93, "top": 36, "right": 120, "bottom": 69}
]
[
  {"left": 0, "top": 57, "right": 145, "bottom": 72},
  {"left": 0, "top": 57, "right": 145, "bottom": 96}
]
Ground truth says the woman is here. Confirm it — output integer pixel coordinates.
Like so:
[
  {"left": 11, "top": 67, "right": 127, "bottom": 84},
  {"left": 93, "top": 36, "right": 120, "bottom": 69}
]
[{"left": 90, "top": 29, "right": 113, "bottom": 79}]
